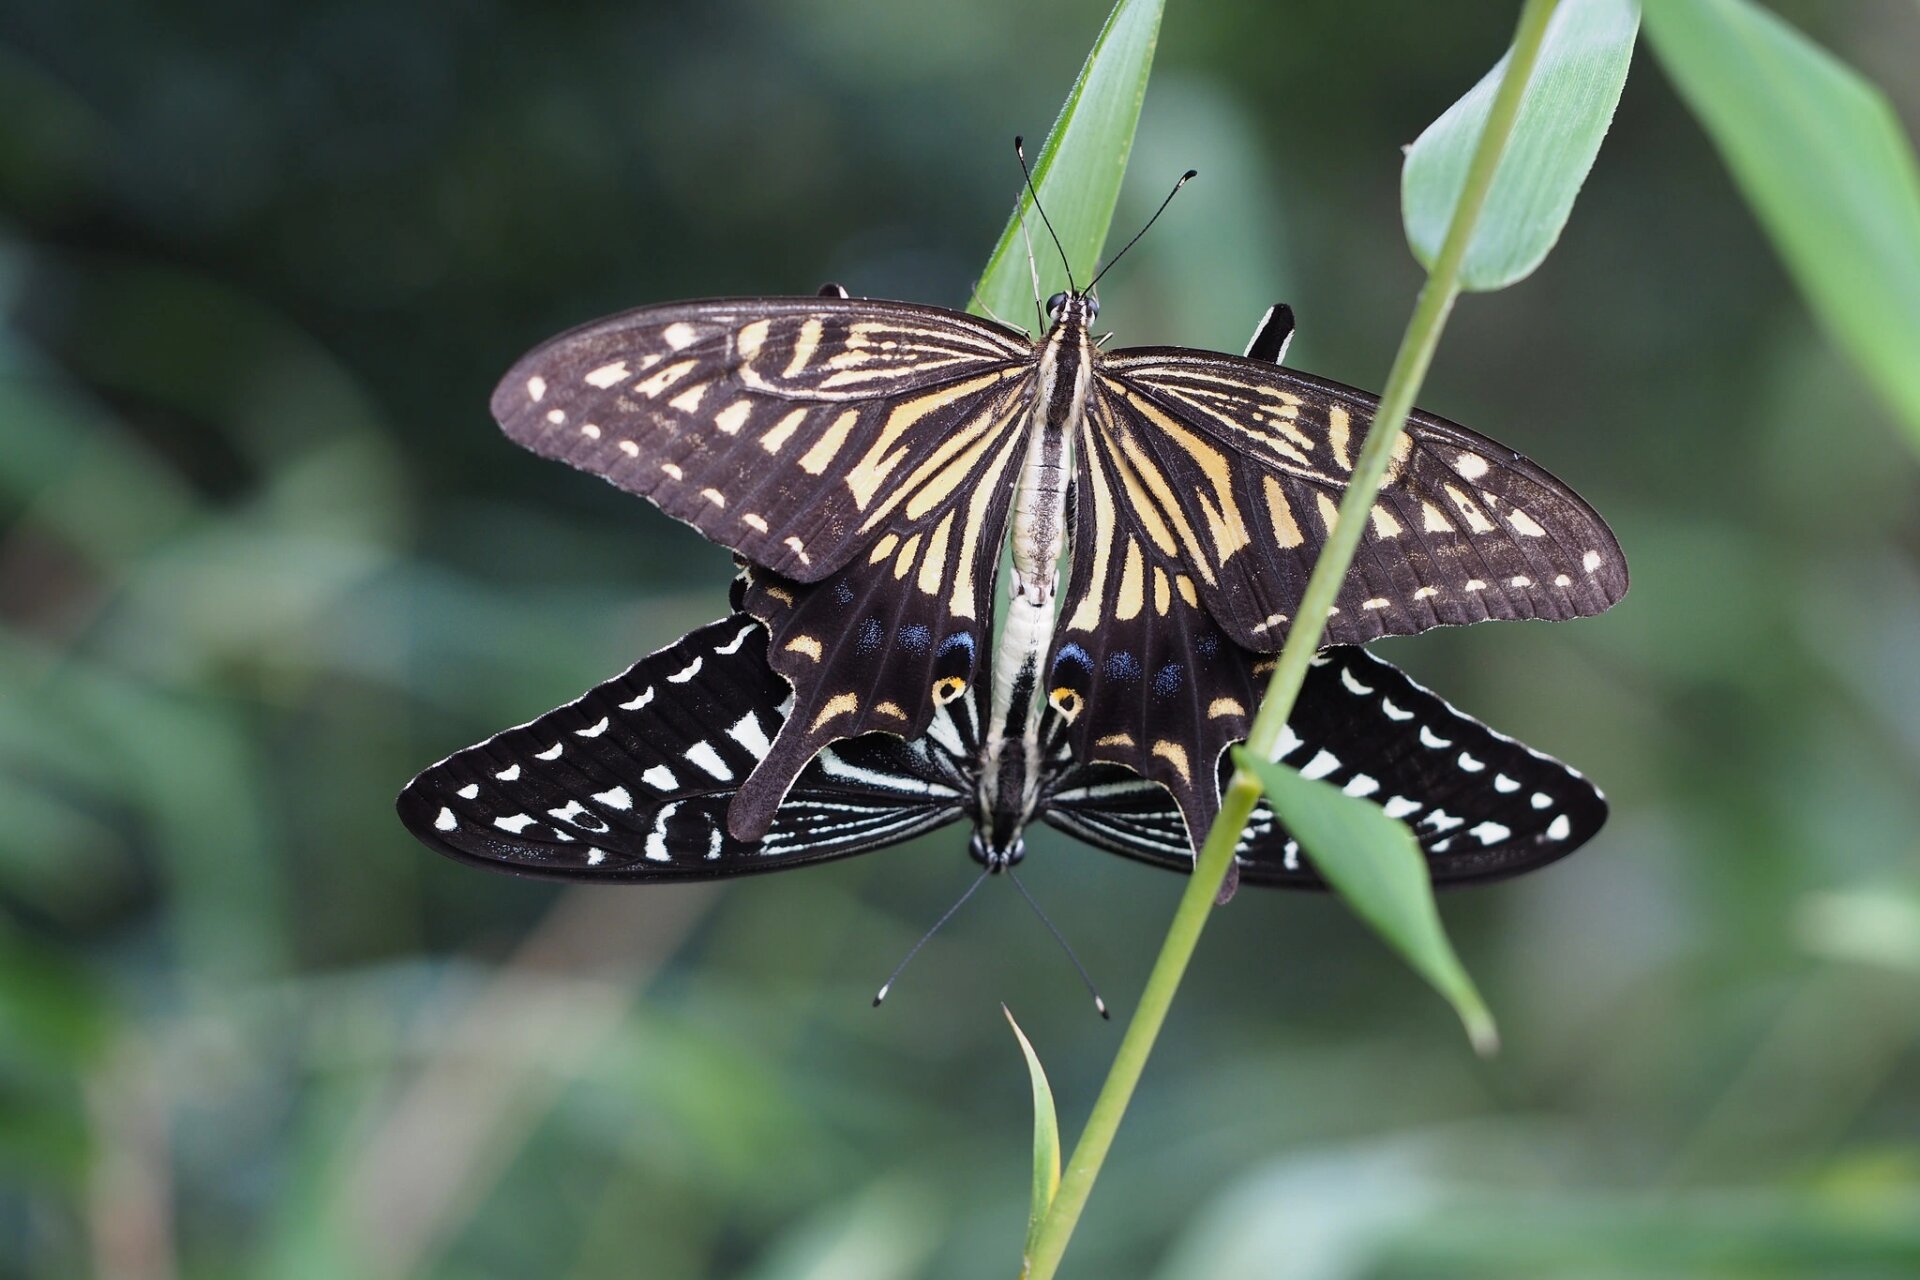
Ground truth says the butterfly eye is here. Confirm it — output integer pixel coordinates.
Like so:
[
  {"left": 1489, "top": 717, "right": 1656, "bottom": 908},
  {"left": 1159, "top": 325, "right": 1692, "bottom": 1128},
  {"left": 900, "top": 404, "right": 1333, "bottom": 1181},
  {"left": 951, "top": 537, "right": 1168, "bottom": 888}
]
[
  {"left": 1085, "top": 295, "right": 1100, "bottom": 321},
  {"left": 1045, "top": 291, "right": 1067, "bottom": 317}
]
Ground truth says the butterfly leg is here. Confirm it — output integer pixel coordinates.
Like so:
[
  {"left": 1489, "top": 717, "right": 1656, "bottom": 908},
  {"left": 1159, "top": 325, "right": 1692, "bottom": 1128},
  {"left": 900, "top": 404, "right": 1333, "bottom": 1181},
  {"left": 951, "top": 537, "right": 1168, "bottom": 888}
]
[
  {"left": 1243, "top": 303, "right": 1296, "bottom": 365},
  {"left": 816, "top": 282, "right": 850, "bottom": 298}
]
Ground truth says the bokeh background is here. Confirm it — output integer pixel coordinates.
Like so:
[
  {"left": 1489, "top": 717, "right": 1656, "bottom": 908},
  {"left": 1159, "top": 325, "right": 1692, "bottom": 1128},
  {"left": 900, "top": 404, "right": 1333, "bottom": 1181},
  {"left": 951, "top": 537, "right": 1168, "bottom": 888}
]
[{"left": 5, "top": 2, "right": 1920, "bottom": 1276}]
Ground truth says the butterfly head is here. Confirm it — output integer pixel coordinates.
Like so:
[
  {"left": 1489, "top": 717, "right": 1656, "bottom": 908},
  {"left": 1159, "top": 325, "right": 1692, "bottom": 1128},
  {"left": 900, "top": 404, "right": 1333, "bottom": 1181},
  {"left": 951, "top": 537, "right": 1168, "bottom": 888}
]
[{"left": 1045, "top": 290, "right": 1099, "bottom": 328}]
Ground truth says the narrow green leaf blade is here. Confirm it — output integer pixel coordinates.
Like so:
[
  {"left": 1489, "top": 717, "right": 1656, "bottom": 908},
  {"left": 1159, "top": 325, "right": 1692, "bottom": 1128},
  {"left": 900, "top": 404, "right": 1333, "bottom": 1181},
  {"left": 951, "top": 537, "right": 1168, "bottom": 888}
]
[
  {"left": 1644, "top": 0, "right": 1920, "bottom": 446},
  {"left": 1004, "top": 1005, "right": 1062, "bottom": 1262},
  {"left": 1403, "top": 0, "right": 1640, "bottom": 291},
  {"left": 1232, "top": 748, "right": 1499, "bottom": 1055},
  {"left": 971, "top": 0, "right": 1164, "bottom": 324}
]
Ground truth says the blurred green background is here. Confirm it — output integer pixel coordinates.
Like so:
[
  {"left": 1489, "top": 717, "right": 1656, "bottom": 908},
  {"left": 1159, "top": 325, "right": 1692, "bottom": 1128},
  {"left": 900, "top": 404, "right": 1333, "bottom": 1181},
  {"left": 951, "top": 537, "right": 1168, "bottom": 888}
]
[{"left": 5, "top": 2, "right": 1920, "bottom": 1276}]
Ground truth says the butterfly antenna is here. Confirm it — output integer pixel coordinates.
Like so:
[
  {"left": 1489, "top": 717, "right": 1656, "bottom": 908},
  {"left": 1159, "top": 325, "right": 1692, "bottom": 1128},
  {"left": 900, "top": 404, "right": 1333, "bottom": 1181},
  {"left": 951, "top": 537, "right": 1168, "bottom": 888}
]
[
  {"left": 1014, "top": 136, "right": 1077, "bottom": 293},
  {"left": 1008, "top": 870, "right": 1109, "bottom": 1019},
  {"left": 1015, "top": 208, "right": 1045, "bottom": 333},
  {"left": 1087, "top": 168, "right": 1197, "bottom": 293},
  {"left": 873, "top": 866, "right": 992, "bottom": 1008}
]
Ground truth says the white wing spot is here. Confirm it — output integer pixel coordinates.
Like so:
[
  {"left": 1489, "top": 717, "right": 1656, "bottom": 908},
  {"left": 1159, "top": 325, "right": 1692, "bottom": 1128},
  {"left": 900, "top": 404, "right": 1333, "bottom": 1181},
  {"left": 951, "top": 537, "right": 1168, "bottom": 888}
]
[
  {"left": 586, "top": 848, "right": 608, "bottom": 866},
  {"left": 1531, "top": 792, "right": 1553, "bottom": 810},
  {"left": 494, "top": 813, "right": 537, "bottom": 834},
  {"left": 1470, "top": 821, "right": 1511, "bottom": 845},
  {"left": 593, "top": 786, "right": 633, "bottom": 811},
  {"left": 1300, "top": 749, "right": 1341, "bottom": 780},
  {"left": 1507, "top": 508, "right": 1546, "bottom": 537},
  {"left": 784, "top": 535, "right": 811, "bottom": 566},
  {"left": 581, "top": 423, "right": 601, "bottom": 439},
  {"left": 1452, "top": 453, "right": 1489, "bottom": 480},
  {"left": 661, "top": 461, "right": 684, "bottom": 480},
  {"left": 495, "top": 764, "right": 521, "bottom": 781},
  {"left": 1413, "top": 586, "right": 1438, "bottom": 600},
  {"left": 435, "top": 807, "right": 457, "bottom": 831},
  {"left": 1361, "top": 597, "right": 1391, "bottom": 611},
  {"left": 584, "top": 362, "right": 630, "bottom": 389},
  {"left": 712, "top": 400, "right": 751, "bottom": 435},
  {"left": 684, "top": 740, "right": 733, "bottom": 781},
  {"left": 1383, "top": 796, "right": 1421, "bottom": 820},
  {"left": 1342, "top": 773, "right": 1380, "bottom": 798},
  {"left": 546, "top": 408, "right": 566, "bottom": 424},
  {"left": 1340, "top": 667, "right": 1374, "bottom": 696},
  {"left": 1419, "top": 725, "right": 1453, "bottom": 749},
  {"left": 701, "top": 488, "right": 725, "bottom": 507},
  {"left": 641, "top": 764, "right": 677, "bottom": 791},
  {"left": 526, "top": 376, "right": 546, "bottom": 402},
  {"left": 1554, "top": 573, "right": 1571, "bottom": 587},
  {"left": 726, "top": 711, "right": 773, "bottom": 757},
  {"left": 1272, "top": 723, "right": 1304, "bottom": 761},
  {"left": 619, "top": 687, "right": 655, "bottom": 711},
  {"left": 1421, "top": 809, "right": 1465, "bottom": 833},
  {"left": 534, "top": 743, "right": 563, "bottom": 760},
  {"left": 1381, "top": 698, "right": 1414, "bottom": 722},
  {"left": 1457, "top": 752, "right": 1485, "bottom": 772},
  {"left": 743, "top": 513, "right": 769, "bottom": 533},
  {"left": 1547, "top": 813, "right": 1573, "bottom": 840},
  {"left": 457, "top": 783, "right": 479, "bottom": 798},
  {"left": 716, "top": 624, "right": 756, "bottom": 655},
  {"left": 662, "top": 322, "right": 699, "bottom": 350},
  {"left": 668, "top": 657, "right": 702, "bottom": 683},
  {"left": 575, "top": 717, "right": 609, "bottom": 738},
  {"left": 1493, "top": 773, "right": 1520, "bottom": 793},
  {"left": 1465, "top": 579, "right": 1487, "bottom": 592},
  {"left": 706, "top": 825, "right": 725, "bottom": 860},
  {"left": 1510, "top": 575, "right": 1532, "bottom": 588},
  {"left": 1583, "top": 549, "right": 1603, "bottom": 573},
  {"left": 618, "top": 440, "right": 640, "bottom": 457}
]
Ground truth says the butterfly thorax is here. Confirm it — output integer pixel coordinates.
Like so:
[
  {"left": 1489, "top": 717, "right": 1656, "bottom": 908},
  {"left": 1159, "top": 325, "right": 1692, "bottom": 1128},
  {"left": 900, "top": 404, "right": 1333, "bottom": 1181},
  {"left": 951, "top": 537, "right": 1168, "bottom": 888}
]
[{"left": 973, "top": 294, "right": 1096, "bottom": 868}]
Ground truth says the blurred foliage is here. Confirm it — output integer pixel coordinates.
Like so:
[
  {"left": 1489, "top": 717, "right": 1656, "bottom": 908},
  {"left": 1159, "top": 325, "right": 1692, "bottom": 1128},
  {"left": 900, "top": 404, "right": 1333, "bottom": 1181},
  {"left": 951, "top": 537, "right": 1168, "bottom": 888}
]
[{"left": 2, "top": 2, "right": 1919, "bottom": 1278}]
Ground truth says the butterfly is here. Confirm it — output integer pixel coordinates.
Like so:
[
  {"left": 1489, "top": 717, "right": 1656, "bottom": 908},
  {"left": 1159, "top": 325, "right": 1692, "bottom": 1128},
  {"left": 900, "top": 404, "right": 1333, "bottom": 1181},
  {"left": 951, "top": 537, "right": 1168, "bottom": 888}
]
[{"left": 398, "top": 282, "right": 1625, "bottom": 887}]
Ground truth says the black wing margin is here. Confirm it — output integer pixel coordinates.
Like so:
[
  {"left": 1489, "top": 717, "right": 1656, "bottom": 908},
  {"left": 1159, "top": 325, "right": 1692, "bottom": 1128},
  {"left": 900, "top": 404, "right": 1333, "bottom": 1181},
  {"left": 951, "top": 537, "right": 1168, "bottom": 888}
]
[{"left": 397, "top": 616, "right": 967, "bottom": 882}]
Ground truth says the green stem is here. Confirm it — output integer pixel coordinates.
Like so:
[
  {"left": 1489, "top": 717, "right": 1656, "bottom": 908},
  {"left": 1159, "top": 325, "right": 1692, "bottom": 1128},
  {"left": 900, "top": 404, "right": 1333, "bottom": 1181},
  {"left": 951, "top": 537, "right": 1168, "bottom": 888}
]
[{"left": 1021, "top": 2, "right": 1560, "bottom": 1275}]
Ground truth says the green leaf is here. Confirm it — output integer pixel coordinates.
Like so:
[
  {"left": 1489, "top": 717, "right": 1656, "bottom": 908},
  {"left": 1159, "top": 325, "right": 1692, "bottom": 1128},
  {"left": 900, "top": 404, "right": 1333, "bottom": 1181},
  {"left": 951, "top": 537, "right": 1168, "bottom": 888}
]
[
  {"left": 1232, "top": 748, "right": 1499, "bottom": 1055},
  {"left": 1403, "top": 0, "right": 1640, "bottom": 291},
  {"left": 971, "top": 0, "right": 1164, "bottom": 325},
  {"left": 1644, "top": 0, "right": 1920, "bottom": 447},
  {"left": 1004, "top": 1005, "right": 1062, "bottom": 1263}
]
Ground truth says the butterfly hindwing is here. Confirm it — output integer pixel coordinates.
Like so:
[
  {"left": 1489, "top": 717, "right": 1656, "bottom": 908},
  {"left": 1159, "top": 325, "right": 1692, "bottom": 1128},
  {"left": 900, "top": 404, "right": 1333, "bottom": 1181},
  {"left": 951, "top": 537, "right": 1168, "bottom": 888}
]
[
  {"left": 725, "top": 557, "right": 1002, "bottom": 841},
  {"left": 396, "top": 615, "right": 967, "bottom": 881},
  {"left": 1041, "top": 647, "right": 1606, "bottom": 886},
  {"left": 1086, "top": 349, "right": 1629, "bottom": 653},
  {"left": 490, "top": 297, "right": 1034, "bottom": 582}
]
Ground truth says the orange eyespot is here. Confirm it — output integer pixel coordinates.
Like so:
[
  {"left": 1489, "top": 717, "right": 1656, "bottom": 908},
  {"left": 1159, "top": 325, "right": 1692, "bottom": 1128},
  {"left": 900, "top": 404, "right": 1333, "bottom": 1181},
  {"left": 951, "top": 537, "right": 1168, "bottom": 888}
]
[
  {"left": 1048, "top": 687, "right": 1083, "bottom": 721},
  {"left": 933, "top": 676, "right": 968, "bottom": 705}
]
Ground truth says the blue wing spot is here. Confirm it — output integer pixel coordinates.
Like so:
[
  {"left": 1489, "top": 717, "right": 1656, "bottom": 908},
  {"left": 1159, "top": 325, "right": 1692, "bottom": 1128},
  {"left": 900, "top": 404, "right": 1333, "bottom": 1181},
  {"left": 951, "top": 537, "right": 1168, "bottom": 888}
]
[
  {"left": 832, "top": 579, "right": 856, "bottom": 606},
  {"left": 1105, "top": 650, "right": 1142, "bottom": 682},
  {"left": 938, "top": 631, "right": 975, "bottom": 659},
  {"left": 899, "top": 624, "right": 931, "bottom": 653},
  {"left": 854, "top": 618, "right": 883, "bottom": 654},
  {"left": 1053, "top": 642, "right": 1094, "bottom": 676},
  {"left": 1153, "top": 663, "right": 1185, "bottom": 698},
  {"left": 1195, "top": 631, "right": 1220, "bottom": 659}
]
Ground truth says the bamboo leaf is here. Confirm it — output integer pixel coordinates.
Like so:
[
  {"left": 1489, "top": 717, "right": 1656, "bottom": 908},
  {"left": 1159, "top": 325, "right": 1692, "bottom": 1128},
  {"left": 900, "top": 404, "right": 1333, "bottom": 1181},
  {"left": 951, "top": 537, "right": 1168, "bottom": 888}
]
[
  {"left": 1644, "top": 0, "right": 1920, "bottom": 446},
  {"left": 971, "top": 0, "right": 1164, "bottom": 325},
  {"left": 1404, "top": 0, "right": 1640, "bottom": 291},
  {"left": 1233, "top": 748, "right": 1499, "bottom": 1056},
  {"left": 1005, "top": 1005, "right": 1062, "bottom": 1265}
]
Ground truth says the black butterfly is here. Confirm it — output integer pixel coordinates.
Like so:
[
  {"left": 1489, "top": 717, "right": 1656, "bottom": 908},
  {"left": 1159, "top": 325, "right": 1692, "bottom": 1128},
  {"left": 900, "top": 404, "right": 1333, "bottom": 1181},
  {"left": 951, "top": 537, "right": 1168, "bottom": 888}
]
[{"left": 399, "top": 287, "right": 1623, "bottom": 885}]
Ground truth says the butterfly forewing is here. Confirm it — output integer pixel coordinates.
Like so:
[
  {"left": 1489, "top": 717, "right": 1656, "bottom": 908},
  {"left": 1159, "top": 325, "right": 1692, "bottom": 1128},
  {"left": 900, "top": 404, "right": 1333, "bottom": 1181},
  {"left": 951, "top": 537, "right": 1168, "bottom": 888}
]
[
  {"left": 1042, "top": 647, "right": 1606, "bottom": 885},
  {"left": 491, "top": 297, "right": 1033, "bottom": 583},
  {"left": 397, "top": 615, "right": 967, "bottom": 881},
  {"left": 1088, "top": 349, "right": 1628, "bottom": 651}
]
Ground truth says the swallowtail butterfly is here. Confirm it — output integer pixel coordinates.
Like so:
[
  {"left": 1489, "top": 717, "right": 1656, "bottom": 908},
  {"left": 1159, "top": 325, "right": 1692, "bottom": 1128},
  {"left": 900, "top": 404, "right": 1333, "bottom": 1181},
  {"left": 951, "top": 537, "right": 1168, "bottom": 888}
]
[{"left": 398, "top": 284, "right": 1624, "bottom": 886}]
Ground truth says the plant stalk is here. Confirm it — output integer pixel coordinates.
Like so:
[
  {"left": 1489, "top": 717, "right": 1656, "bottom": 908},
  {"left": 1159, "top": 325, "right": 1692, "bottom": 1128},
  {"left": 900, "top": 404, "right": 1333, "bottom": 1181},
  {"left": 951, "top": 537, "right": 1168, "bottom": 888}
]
[{"left": 1021, "top": 2, "right": 1561, "bottom": 1274}]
